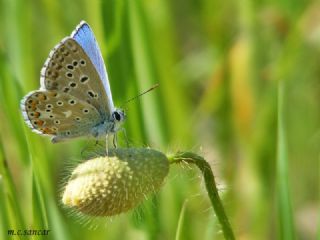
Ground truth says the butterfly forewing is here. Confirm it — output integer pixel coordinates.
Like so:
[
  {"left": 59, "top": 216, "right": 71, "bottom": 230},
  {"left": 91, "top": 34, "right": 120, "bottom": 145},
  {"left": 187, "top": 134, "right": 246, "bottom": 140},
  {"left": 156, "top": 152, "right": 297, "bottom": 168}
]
[
  {"left": 21, "top": 90, "right": 101, "bottom": 141},
  {"left": 72, "top": 22, "right": 114, "bottom": 112},
  {"left": 40, "top": 38, "right": 111, "bottom": 118}
]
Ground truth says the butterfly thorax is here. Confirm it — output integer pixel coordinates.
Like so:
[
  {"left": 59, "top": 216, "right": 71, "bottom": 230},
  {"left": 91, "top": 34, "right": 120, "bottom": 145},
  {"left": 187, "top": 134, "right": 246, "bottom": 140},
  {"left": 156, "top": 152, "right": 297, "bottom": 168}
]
[{"left": 91, "top": 109, "right": 125, "bottom": 138}]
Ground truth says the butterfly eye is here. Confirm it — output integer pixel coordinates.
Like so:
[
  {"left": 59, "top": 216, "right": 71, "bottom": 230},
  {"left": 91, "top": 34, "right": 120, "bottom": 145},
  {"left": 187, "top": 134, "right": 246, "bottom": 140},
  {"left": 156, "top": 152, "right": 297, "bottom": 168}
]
[{"left": 113, "top": 112, "right": 121, "bottom": 121}]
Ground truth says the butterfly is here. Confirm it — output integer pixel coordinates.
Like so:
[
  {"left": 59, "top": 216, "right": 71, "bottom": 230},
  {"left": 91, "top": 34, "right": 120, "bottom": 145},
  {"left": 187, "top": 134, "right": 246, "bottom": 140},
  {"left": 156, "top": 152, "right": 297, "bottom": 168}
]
[{"left": 20, "top": 21, "right": 125, "bottom": 144}]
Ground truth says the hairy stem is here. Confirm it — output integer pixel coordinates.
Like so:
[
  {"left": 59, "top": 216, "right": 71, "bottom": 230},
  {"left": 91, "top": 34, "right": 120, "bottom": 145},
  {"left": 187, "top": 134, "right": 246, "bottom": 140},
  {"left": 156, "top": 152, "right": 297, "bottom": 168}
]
[{"left": 168, "top": 152, "right": 235, "bottom": 240}]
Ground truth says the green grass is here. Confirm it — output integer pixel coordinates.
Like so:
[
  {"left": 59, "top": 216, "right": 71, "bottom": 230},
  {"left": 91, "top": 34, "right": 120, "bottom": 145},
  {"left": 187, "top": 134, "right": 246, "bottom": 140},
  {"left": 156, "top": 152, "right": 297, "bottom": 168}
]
[
  {"left": 277, "top": 81, "right": 294, "bottom": 239},
  {"left": 0, "top": 0, "right": 319, "bottom": 239}
]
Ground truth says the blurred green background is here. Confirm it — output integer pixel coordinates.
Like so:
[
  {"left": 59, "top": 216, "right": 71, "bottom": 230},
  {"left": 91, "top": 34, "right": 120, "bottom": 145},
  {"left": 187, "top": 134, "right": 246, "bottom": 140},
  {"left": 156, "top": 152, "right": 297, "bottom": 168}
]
[{"left": 0, "top": 0, "right": 319, "bottom": 239}]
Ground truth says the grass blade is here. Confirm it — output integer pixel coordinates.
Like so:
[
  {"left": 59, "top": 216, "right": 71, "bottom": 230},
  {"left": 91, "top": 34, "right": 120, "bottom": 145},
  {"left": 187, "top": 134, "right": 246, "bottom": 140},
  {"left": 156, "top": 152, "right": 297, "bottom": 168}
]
[{"left": 277, "top": 80, "right": 295, "bottom": 239}]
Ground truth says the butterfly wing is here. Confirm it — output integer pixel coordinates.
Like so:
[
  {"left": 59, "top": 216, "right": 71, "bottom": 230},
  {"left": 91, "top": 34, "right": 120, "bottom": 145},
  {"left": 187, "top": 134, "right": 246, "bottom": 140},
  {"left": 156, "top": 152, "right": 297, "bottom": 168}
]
[
  {"left": 71, "top": 21, "right": 114, "bottom": 113},
  {"left": 21, "top": 21, "right": 115, "bottom": 142},
  {"left": 21, "top": 90, "right": 101, "bottom": 142},
  {"left": 40, "top": 38, "right": 111, "bottom": 118}
]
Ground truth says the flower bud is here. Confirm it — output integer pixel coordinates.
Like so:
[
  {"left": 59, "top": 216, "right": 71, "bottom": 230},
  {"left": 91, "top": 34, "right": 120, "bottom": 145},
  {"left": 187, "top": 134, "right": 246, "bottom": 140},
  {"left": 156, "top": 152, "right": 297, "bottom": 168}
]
[{"left": 62, "top": 148, "right": 169, "bottom": 216}]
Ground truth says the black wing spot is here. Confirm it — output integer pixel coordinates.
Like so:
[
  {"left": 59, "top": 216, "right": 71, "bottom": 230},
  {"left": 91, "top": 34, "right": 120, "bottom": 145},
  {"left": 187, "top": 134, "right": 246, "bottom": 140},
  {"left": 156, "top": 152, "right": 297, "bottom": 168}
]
[
  {"left": 66, "top": 72, "right": 73, "bottom": 78},
  {"left": 80, "top": 76, "right": 89, "bottom": 83},
  {"left": 67, "top": 64, "right": 74, "bottom": 70},
  {"left": 56, "top": 65, "right": 63, "bottom": 70},
  {"left": 68, "top": 99, "right": 76, "bottom": 105},
  {"left": 87, "top": 91, "right": 94, "bottom": 98},
  {"left": 70, "top": 82, "right": 77, "bottom": 88},
  {"left": 64, "top": 87, "right": 70, "bottom": 93}
]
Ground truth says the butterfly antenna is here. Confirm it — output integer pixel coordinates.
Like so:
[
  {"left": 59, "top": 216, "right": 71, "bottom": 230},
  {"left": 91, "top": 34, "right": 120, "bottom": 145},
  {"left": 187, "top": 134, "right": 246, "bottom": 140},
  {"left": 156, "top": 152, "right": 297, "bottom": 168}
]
[{"left": 121, "top": 83, "right": 159, "bottom": 108}]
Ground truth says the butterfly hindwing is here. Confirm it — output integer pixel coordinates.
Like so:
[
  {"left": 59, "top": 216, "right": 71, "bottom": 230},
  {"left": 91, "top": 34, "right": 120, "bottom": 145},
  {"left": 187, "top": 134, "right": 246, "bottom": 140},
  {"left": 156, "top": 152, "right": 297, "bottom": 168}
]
[
  {"left": 21, "top": 90, "right": 101, "bottom": 141},
  {"left": 40, "top": 38, "right": 111, "bottom": 118}
]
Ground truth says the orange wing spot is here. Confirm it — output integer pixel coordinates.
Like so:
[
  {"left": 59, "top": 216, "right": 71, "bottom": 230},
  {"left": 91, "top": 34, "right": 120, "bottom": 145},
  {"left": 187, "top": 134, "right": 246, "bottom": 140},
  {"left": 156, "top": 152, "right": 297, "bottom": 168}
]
[
  {"left": 42, "top": 127, "right": 56, "bottom": 134},
  {"left": 48, "top": 92, "right": 58, "bottom": 98},
  {"left": 34, "top": 112, "right": 41, "bottom": 118},
  {"left": 34, "top": 120, "right": 44, "bottom": 126},
  {"left": 31, "top": 101, "right": 38, "bottom": 108},
  {"left": 37, "top": 94, "right": 47, "bottom": 101},
  {"left": 26, "top": 103, "right": 37, "bottom": 111}
]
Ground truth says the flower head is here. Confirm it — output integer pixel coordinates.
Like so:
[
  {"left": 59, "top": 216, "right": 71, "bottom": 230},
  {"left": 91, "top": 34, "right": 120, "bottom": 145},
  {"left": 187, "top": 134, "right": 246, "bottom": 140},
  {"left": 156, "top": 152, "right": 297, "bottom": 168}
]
[{"left": 62, "top": 148, "right": 169, "bottom": 216}]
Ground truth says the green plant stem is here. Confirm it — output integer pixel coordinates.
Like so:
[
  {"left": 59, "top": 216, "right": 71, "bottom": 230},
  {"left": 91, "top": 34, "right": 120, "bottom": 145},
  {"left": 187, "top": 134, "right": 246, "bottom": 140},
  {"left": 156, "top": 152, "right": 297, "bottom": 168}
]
[{"left": 168, "top": 152, "right": 235, "bottom": 240}]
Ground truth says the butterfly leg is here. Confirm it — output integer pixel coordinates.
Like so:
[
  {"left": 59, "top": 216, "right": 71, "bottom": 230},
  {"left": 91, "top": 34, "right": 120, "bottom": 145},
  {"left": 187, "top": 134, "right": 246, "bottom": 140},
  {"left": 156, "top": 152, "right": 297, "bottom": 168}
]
[
  {"left": 113, "top": 133, "right": 118, "bottom": 148},
  {"left": 119, "top": 128, "right": 129, "bottom": 147},
  {"left": 105, "top": 133, "right": 109, "bottom": 156}
]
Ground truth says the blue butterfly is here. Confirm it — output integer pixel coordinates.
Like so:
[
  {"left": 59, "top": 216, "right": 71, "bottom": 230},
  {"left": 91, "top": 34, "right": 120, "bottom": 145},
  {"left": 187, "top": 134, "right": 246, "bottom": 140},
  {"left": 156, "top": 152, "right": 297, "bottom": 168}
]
[{"left": 21, "top": 21, "right": 125, "bottom": 144}]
